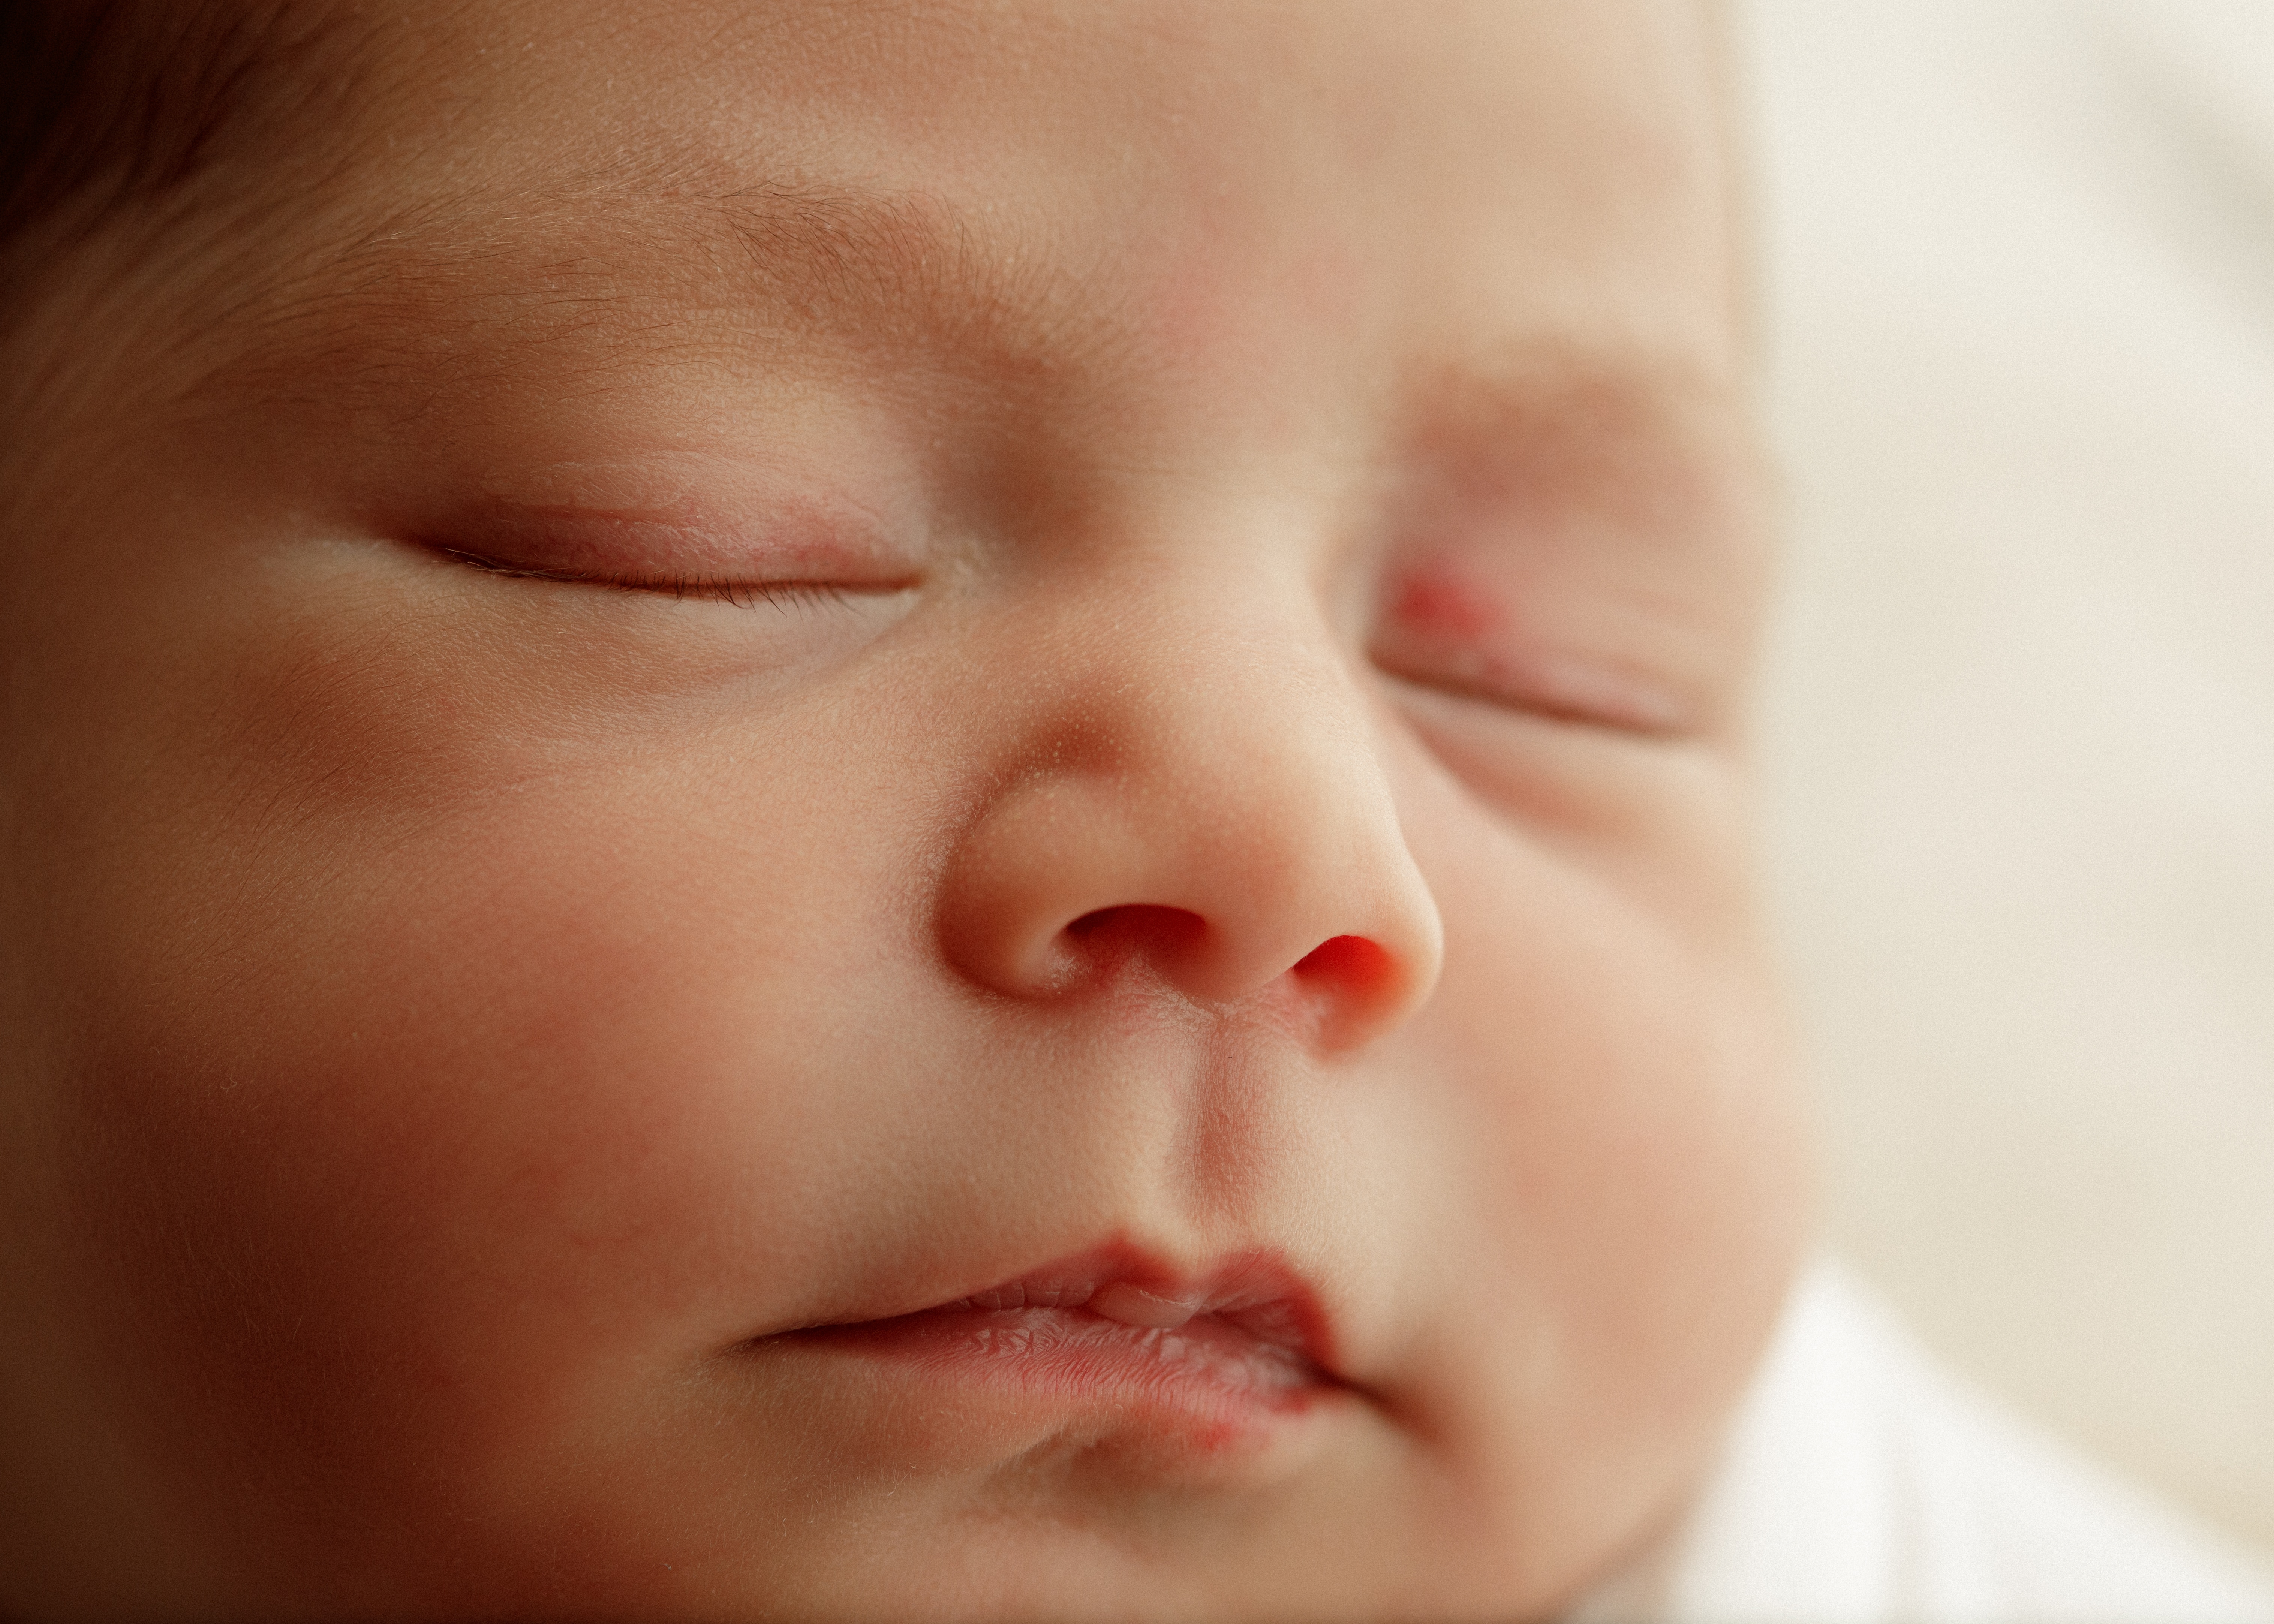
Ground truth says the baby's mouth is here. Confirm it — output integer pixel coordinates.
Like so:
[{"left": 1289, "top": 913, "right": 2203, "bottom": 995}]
[{"left": 785, "top": 1250, "right": 1347, "bottom": 1416}]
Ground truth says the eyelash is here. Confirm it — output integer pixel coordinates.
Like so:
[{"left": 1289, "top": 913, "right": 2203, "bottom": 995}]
[
  {"left": 1372, "top": 654, "right": 1694, "bottom": 742},
  {"left": 439, "top": 543, "right": 1682, "bottom": 737},
  {"left": 438, "top": 547, "right": 855, "bottom": 611}
]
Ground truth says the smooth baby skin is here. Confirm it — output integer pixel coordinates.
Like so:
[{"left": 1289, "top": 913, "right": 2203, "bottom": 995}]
[{"left": 0, "top": 2, "right": 1810, "bottom": 1617}]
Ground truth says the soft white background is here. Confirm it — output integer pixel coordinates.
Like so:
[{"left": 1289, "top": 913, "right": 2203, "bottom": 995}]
[{"left": 1746, "top": 0, "right": 2274, "bottom": 1555}]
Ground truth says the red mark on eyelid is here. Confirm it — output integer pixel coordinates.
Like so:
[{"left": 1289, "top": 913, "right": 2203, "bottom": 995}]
[{"left": 1389, "top": 570, "right": 1503, "bottom": 642}]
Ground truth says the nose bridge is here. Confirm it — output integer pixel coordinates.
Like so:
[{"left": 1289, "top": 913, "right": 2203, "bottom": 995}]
[
  {"left": 1118, "top": 612, "right": 1391, "bottom": 924},
  {"left": 938, "top": 559, "right": 1444, "bottom": 1046}
]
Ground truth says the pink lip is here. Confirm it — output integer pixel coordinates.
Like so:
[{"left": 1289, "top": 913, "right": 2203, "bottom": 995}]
[{"left": 785, "top": 1245, "right": 1349, "bottom": 1426}]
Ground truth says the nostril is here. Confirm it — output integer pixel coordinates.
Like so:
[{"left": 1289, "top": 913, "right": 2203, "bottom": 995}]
[
  {"left": 1064, "top": 903, "right": 1207, "bottom": 956},
  {"left": 1291, "top": 935, "right": 1417, "bottom": 1050},
  {"left": 1291, "top": 934, "right": 1392, "bottom": 985}
]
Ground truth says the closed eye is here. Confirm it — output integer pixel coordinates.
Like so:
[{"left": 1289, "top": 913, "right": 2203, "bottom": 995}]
[
  {"left": 1369, "top": 632, "right": 1696, "bottom": 740},
  {"left": 434, "top": 545, "right": 877, "bottom": 611}
]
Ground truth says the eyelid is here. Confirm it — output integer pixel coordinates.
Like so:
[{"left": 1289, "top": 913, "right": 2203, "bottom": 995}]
[
  {"left": 443, "top": 501, "right": 915, "bottom": 579},
  {"left": 1369, "top": 587, "right": 1699, "bottom": 739},
  {"left": 1373, "top": 642, "right": 1693, "bottom": 738},
  {"left": 433, "top": 545, "right": 887, "bottom": 608},
  {"left": 410, "top": 472, "right": 931, "bottom": 613},
  {"left": 461, "top": 447, "right": 925, "bottom": 557},
  {"left": 1370, "top": 560, "right": 1703, "bottom": 738}
]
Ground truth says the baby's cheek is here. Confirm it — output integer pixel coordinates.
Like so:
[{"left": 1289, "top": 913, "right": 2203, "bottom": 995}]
[
  {"left": 37, "top": 590, "right": 917, "bottom": 1579},
  {"left": 1382, "top": 744, "right": 1811, "bottom": 1562}
]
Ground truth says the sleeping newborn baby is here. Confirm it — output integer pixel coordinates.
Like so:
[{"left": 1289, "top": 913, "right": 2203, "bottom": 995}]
[{"left": 0, "top": 1, "right": 2266, "bottom": 1617}]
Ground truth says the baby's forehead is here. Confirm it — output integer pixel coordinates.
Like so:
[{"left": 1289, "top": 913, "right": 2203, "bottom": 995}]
[{"left": 12, "top": 0, "right": 1749, "bottom": 526}]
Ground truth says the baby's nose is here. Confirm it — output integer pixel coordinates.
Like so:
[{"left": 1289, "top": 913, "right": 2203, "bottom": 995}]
[{"left": 935, "top": 606, "right": 1443, "bottom": 1052}]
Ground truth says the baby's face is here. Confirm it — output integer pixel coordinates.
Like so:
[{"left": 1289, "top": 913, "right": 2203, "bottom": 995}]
[{"left": 0, "top": 2, "right": 1807, "bottom": 1616}]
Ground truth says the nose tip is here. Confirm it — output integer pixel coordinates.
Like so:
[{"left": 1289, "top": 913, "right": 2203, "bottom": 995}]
[{"left": 939, "top": 766, "right": 1444, "bottom": 1052}]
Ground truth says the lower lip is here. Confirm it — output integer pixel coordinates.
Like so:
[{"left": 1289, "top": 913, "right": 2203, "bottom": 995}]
[{"left": 794, "top": 1305, "right": 1336, "bottom": 1438}]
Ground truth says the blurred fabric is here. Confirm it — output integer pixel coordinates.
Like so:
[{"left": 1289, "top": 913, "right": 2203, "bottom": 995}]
[
  {"left": 1745, "top": 0, "right": 2274, "bottom": 1554},
  {"left": 1574, "top": 1264, "right": 2274, "bottom": 1622}
]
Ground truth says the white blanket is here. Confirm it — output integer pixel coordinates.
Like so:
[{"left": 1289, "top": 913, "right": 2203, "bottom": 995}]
[{"left": 1573, "top": 1264, "right": 2274, "bottom": 1623}]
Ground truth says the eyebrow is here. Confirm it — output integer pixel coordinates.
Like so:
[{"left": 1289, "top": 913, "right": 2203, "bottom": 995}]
[
  {"left": 1407, "top": 346, "right": 1757, "bottom": 498},
  {"left": 202, "top": 154, "right": 1138, "bottom": 433},
  {"left": 713, "top": 179, "right": 1017, "bottom": 343}
]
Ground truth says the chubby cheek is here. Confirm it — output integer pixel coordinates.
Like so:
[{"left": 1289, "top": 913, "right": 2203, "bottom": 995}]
[
  {"left": 34, "top": 587, "right": 936, "bottom": 1588},
  {"left": 1394, "top": 753, "right": 1810, "bottom": 1560}
]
